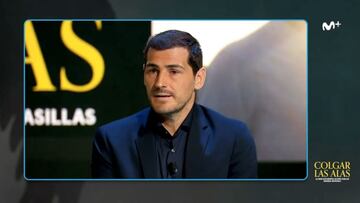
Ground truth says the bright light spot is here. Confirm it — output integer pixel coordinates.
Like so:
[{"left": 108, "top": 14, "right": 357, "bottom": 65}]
[{"left": 151, "top": 20, "right": 269, "bottom": 67}]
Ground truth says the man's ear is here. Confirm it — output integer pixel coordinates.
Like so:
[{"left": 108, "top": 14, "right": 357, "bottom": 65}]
[
  {"left": 194, "top": 67, "right": 206, "bottom": 90},
  {"left": 143, "top": 64, "right": 146, "bottom": 86}
]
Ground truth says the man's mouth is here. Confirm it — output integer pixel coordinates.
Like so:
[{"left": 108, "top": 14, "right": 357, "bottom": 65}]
[
  {"left": 152, "top": 90, "right": 173, "bottom": 98},
  {"left": 153, "top": 94, "right": 172, "bottom": 98}
]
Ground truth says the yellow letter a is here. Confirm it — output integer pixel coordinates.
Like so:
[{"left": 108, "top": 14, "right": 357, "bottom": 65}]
[{"left": 25, "top": 21, "right": 56, "bottom": 91}]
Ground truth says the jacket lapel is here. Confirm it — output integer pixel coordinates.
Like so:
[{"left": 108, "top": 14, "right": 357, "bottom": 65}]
[
  {"left": 184, "top": 104, "right": 211, "bottom": 178},
  {"left": 135, "top": 110, "right": 159, "bottom": 178}
]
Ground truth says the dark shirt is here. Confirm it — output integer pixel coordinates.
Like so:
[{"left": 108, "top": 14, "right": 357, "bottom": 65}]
[{"left": 151, "top": 106, "right": 194, "bottom": 178}]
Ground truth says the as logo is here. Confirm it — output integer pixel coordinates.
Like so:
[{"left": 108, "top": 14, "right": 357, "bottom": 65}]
[{"left": 25, "top": 21, "right": 105, "bottom": 92}]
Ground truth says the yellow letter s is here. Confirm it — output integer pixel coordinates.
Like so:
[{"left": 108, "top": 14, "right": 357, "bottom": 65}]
[{"left": 60, "top": 21, "right": 104, "bottom": 92}]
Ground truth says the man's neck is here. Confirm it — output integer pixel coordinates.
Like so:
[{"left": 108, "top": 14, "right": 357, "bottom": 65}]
[{"left": 160, "top": 101, "right": 195, "bottom": 136}]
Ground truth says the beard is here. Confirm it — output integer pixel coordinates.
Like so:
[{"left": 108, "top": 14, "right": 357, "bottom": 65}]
[{"left": 149, "top": 91, "right": 195, "bottom": 117}]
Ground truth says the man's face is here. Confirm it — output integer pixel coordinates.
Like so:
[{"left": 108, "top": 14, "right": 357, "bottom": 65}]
[{"left": 144, "top": 47, "right": 205, "bottom": 116}]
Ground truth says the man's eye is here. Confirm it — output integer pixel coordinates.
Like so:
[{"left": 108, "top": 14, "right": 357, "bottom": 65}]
[
  {"left": 147, "top": 68, "right": 158, "bottom": 74},
  {"left": 170, "top": 70, "right": 180, "bottom": 74}
]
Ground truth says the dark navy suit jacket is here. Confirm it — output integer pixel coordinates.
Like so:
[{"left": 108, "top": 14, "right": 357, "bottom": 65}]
[{"left": 91, "top": 104, "right": 257, "bottom": 179}]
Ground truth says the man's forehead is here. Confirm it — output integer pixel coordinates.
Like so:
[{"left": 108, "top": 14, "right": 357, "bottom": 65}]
[{"left": 146, "top": 47, "right": 190, "bottom": 65}]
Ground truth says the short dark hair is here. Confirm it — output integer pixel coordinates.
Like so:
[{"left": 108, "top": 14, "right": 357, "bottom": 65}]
[{"left": 143, "top": 30, "right": 203, "bottom": 74}]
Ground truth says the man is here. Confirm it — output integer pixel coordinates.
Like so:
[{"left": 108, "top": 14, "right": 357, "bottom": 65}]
[{"left": 91, "top": 30, "right": 257, "bottom": 179}]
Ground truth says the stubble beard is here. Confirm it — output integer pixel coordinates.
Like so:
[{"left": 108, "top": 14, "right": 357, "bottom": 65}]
[{"left": 150, "top": 92, "right": 195, "bottom": 118}]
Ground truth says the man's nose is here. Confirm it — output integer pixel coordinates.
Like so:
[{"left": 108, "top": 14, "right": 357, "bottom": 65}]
[{"left": 154, "top": 71, "right": 168, "bottom": 88}]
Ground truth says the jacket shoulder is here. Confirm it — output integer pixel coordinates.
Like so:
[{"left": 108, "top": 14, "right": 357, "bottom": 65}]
[
  {"left": 200, "top": 105, "right": 248, "bottom": 130},
  {"left": 97, "top": 108, "right": 150, "bottom": 137},
  {"left": 199, "top": 105, "right": 253, "bottom": 142}
]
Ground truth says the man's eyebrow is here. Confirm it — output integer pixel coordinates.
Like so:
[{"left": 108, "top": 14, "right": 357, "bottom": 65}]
[
  {"left": 165, "top": 64, "right": 185, "bottom": 69},
  {"left": 144, "top": 63, "right": 185, "bottom": 69},
  {"left": 144, "top": 63, "right": 159, "bottom": 68}
]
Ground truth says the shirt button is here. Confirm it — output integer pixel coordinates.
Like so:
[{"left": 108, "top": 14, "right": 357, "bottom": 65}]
[{"left": 171, "top": 148, "right": 175, "bottom": 153}]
